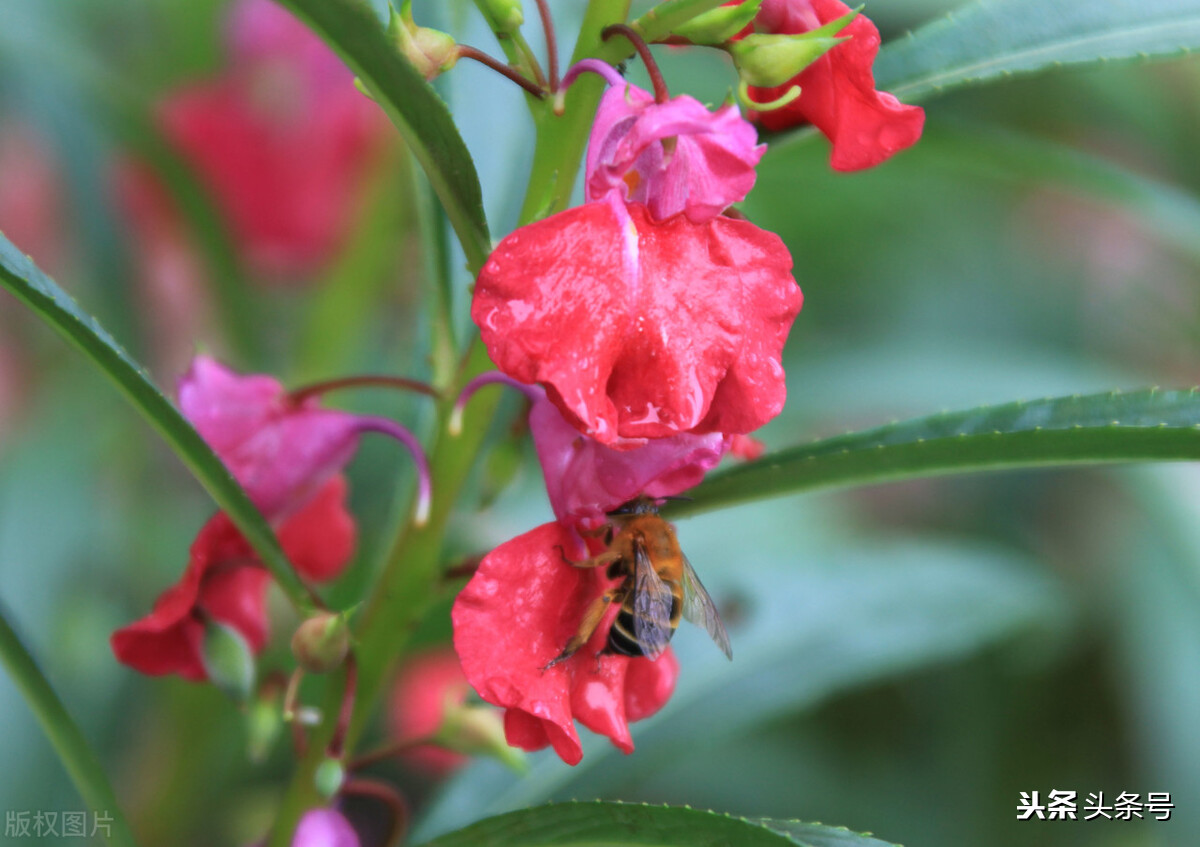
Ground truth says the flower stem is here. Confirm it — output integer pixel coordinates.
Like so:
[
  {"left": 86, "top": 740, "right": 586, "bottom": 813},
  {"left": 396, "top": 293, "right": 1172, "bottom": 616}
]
[
  {"left": 0, "top": 604, "right": 139, "bottom": 847},
  {"left": 601, "top": 24, "right": 669, "bottom": 102},
  {"left": 346, "top": 737, "right": 425, "bottom": 771},
  {"left": 341, "top": 778, "right": 408, "bottom": 847},
  {"left": 288, "top": 375, "right": 439, "bottom": 404},
  {"left": 534, "top": 0, "right": 561, "bottom": 92},
  {"left": 456, "top": 46, "right": 547, "bottom": 99}
]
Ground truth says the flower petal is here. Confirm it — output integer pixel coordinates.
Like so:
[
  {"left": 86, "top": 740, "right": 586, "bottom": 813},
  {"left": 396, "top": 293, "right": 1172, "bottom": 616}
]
[
  {"left": 529, "top": 391, "right": 728, "bottom": 534},
  {"left": 586, "top": 83, "right": 763, "bottom": 222},
  {"left": 473, "top": 199, "right": 800, "bottom": 444},
  {"left": 292, "top": 807, "right": 360, "bottom": 847},
  {"left": 179, "top": 356, "right": 362, "bottom": 519},
  {"left": 748, "top": 0, "right": 924, "bottom": 171},
  {"left": 277, "top": 475, "right": 357, "bottom": 582},
  {"left": 453, "top": 523, "right": 673, "bottom": 764}
]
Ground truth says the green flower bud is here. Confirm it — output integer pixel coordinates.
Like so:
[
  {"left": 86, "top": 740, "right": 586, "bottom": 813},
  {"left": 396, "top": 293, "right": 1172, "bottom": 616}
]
[
  {"left": 246, "top": 697, "right": 283, "bottom": 764},
  {"left": 314, "top": 758, "right": 346, "bottom": 801},
  {"left": 728, "top": 7, "right": 859, "bottom": 88},
  {"left": 291, "top": 612, "right": 351, "bottom": 674},
  {"left": 481, "top": 0, "right": 525, "bottom": 33},
  {"left": 389, "top": 1, "right": 459, "bottom": 81},
  {"left": 434, "top": 696, "right": 526, "bottom": 772},
  {"left": 201, "top": 620, "right": 256, "bottom": 704},
  {"left": 673, "top": 0, "right": 762, "bottom": 45}
]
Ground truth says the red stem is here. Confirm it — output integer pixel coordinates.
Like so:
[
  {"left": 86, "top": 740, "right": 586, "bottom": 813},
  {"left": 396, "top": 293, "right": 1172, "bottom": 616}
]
[
  {"left": 288, "top": 375, "right": 439, "bottom": 405},
  {"left": 601, "top": 24, "right": 669, "bottom": 103},
  {"left": 457, "top": 46, "right": 547, "bottom": 99},
  {"left": 534, "top": 0, "right": 560, "bottom": 92},
  {"left": 327, "top": 654, "right": 358, "bottom": 758},
  {"left": 341, "top": 778, "right": 409, "bottom": 847},
  {"left": 346, "top": 737, "right": 426, "bottom": 772}
]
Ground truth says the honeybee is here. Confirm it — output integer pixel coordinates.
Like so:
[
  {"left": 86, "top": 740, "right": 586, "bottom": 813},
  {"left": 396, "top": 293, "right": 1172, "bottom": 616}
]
[{"left": 547, "top": 497, "right": 732, "bottom": 666}]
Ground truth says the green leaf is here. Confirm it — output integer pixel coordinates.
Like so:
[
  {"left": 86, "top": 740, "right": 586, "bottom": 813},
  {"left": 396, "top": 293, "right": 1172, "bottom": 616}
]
[
  {"left": 0, "top": 605, "right": 139, "bottom": 847},
  {"left": 0, "top": 234, "right": 313, "bottom": 611},
  {"left": 416, "top": 802, "right": 898, "bottom": 847},
  {"left": 415, "top": 539, "right": 1062, "bottom": 838},
  {"left": 276, "top": 0, "right": 491, "bottom": 272},
  {"left": 670, "top": 388, "right": 1200, "bottom": 518},
  {"left": 875, "top": 0, "right": 1200, "bottom": 101}
]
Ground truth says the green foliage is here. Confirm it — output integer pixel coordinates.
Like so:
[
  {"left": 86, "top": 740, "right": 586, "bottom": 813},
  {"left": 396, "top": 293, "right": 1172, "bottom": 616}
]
[
  {"left": 674, "top": 389, "right": 1200, "bottom": 517},
  {"left": 875, "top": 0, "right": 1200, "bottom": 100},
  {"left": 417, "top": 802, "right": 898, "bottom": 847}
]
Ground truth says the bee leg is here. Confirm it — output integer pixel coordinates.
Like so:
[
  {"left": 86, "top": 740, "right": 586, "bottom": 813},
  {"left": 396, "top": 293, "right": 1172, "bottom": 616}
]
[
  {"left": 543, "top": 586, "right": 626, "bottom": 670},
  {"left": 553, "top": 545, "right": 621, "bottom": 570}
]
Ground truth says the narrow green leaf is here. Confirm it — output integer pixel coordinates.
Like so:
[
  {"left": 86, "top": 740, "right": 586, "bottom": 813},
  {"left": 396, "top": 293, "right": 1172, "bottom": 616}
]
[
  {"left": 0, "top": 234, "right": 313, "bottom": 611},
  {"left": 670, "top": 388, "right": 1200, "bottom": 518},
  {"left": 875, "top": 0, "right": 1200, "bottom": 101},
  {"left": 276, "top": 0, "right": 491, "bottom": 272},
  {"left": 417, "top": 802, "right": 897, "bottom": 847},
  {"left": 0, "top": 604, "right": 139, "bottom": 847}
]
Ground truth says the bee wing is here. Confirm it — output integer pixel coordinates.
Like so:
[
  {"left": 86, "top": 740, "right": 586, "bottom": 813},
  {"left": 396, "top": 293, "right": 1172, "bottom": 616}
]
[
  {"left": 631, "top": 539, "right": 674, "bottom": 661},
  {"left": 681, "top": 555, "right": 733, "bottom": 660}
]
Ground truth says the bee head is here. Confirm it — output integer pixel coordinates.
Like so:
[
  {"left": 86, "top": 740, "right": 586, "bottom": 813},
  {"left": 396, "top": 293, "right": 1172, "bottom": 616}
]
[{"left": 606, "top": 495, "right": 691, "bottom": 519}]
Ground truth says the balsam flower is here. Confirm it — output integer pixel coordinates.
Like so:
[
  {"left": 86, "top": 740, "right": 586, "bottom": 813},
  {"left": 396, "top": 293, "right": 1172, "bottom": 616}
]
[
  {"left": 111, "top": 476, "right": 355, "bottom": 680},
  {"left": 569, "top": 60, "right": 764, "bottom": 223},
  {"left": 744, "top": 0, "right": 924, "bottom": 171},
  {"left": 473, "top": 194, "right": 801, "bottom": 445},
  {"left": 452, "top": 522, "right": 679, "bottom": 766}
]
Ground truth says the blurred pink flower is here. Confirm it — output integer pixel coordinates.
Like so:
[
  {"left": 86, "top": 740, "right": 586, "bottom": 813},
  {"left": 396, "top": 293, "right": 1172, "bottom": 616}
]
[
  {"left": 389, "top": 649, "right": 473, "bottom": 774},
  {"left": 0, "top": 124, "right": 66, "bottom": 273}
]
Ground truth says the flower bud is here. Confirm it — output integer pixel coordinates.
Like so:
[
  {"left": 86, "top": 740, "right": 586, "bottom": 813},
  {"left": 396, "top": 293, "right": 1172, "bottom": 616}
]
[
  {"left": 389, "top": 1, "right": 458, "bottom": 81},
  {"left": 201, "top": 620, "right": 256, "bottom": 703},
  {"left": 673, "top": 0, "right": 762, "bottom": 45},
  {"left": 291, "top": 612, "right": 351, "bottom": 674},
  {"left": 481, "top": 0, "right": 524, "bottom": 33},
  {"left": 728, "top": 7, "right": 858, "bottom": 89},
  {"left": 729, "top": 31, "right": 843, "bottom": 88},
  {"left": 434, "top": 697, "right": 526, "bottom": 772},
  {"left": 246, "top": 696, "right": 283, "bottom": 763},
  {"left": 314, "top": 758, "right": 346, "bottom": 801}
]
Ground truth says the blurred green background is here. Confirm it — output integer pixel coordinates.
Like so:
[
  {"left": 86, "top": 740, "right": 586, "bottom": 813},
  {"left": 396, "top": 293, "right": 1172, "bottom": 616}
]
[{"left": 2, "top": 1, "right": 1200, "bottom": 845}]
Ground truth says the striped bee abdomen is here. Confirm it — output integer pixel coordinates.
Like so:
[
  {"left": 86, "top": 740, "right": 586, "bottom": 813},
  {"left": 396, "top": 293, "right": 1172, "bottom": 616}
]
[{"left": 605, "top": 580, "right": 683, "bottom": 657}]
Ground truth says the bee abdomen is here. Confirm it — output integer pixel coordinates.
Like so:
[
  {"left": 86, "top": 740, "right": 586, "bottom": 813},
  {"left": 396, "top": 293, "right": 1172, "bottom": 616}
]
[{"left": 605, "top": 587, "right": 683, "bottom": 658}]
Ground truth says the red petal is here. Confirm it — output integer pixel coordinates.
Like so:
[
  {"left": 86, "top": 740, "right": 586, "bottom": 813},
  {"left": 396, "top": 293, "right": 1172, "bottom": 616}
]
[
  {"left": 624, "top": 649, "right": 679, "bottom": 722},
  {"left": 199, "top": 563, "right": 272, "bottom": 652},
  {"left": 473, "top": 199, "right": 800, "bottom": 444},
  {"left": 749, "top": 0, "right": 924, "bottom": 171},
  {"left": 453, "top": 523, "right": 673, "bottom": 764},
  {"left": 277, "top": 475, "right": 357, "bottom": 582}
]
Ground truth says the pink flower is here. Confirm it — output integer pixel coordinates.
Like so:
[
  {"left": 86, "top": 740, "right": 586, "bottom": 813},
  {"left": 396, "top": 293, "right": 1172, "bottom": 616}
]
[
  {"left": 179, "top": 356, "right": 362, "bottom": 520},
  {"left": 452, "top": 522, "right": 679, "bottom": 765},
  {"left": 111, "top": 476, "right": 356, "bottom": 680},
  {"left": 527, "top": 385, "right": 727, "bottom": 539},
  {"left": 745, "top": 0, "right": 924, "bottom": 171},
  {"left": 473, "top": 194, "right": 801, "bottom": 445},
  {"left": 291, "top": 808, "right": 359, "bottom": 847},
  {"left": 569, "top": 61, "right": 764, "bottom": 223},
  {"left": 389, "top": 649, "right": 473, "bottom": 774}
]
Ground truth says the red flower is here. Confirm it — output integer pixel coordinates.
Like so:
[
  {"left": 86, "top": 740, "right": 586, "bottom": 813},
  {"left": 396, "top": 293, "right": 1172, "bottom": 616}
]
[
  {"left": 473, "top": 194, "right": 801, "bottom": 445},
  {"left": 745, "top": 0, "right": 924, "bottom": 171},
  {"left": 111, "top": 476, "right": 356, "bottom": 680},
  {"left": 132, "top": 0, "right": 387, "bottom": 280},
  {"left": 389, "top": 649, "right": 472, "bottom": 774},
  {"left": 452, "top": 522, "right": 679, "bottom": 765}
]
